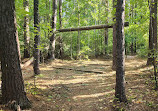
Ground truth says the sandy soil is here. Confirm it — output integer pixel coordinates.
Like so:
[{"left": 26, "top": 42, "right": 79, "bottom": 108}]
[{"left": 1, "top": 57, "right": 158, "bottom": 111}]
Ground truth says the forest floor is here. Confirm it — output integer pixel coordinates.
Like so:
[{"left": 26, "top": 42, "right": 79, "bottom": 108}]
[{"left": 1, "top": 56, "right": 158, "bottom": 111}]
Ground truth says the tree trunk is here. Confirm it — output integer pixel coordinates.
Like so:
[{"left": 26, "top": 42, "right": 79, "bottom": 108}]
[
  {"left": 16, "top": 31, "right": 21, "bottom": 62},
  {"left": 71, "top": 36, "right": 73, "bottom": 59},
  {"left": 88, "top": 18, "right": 90, "bottom": 56},
  {"left": 104, "top": 0, "right": 109, "bottom": 55},
  {"left": 0, "top": 0, "right": 31, "bottom": 109},
  {"left": 130, "top": 38, "right": 134, "bottom": 55},
  {"left": 147, "top": 0, "right": 157, "bottom": 65},
  {"left": 115, "top": 0, "right": 127, "bottom": 102},
  {"left": 134, "top": 4, "right": 137, "bottom": 54},
  {"left": 77, "top": 3, "right": 80, "bottom": 59},
  {"left": 131, "top": 5, "right": 134, "bottom": 55},
  {"left": 134, "top": 37, "right": 137, "bottom": 53},
  {"left": 77, "top": 31, "right": 81, "bottom": 59},
  {"left": 104, "top": 28, "right": 108, "bottom": 55},
  {"left": 47, "top": 0, "right": 57, "bottom": 60},
  {"left": 58, "top": 0, "right": 64, "bottom": 59},
  {"left": 46, "top": 0, "right": 51, "bottom": 38},
  {"left": 23, "top": 0, "right": 30, "bottom": 58},
  {"left": 34, "top": 0, "right": 40, "bottom": 75},
  {"left": 112, "top": 0, "right": 117, "bottom": 70}
]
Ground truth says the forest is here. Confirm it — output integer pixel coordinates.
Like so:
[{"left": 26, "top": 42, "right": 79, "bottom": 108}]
[{"left": 0, "top": 0, "right": 158, "bottom": 111}]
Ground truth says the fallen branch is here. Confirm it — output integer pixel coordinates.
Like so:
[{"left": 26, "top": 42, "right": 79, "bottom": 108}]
[
  {"left": 56, "top": 22, "right": 129, "bottom": 32},
  {"left": 0, "top": 58, "right": 33, "bottom": 71},
  {"left": 21, "top": 57, "right": 34, "bottom": 69},
  {"left": 52, "top": 66, "right": 103, "bottom": 74}
]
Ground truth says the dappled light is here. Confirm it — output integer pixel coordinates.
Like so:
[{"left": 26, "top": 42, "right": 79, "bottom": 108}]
[
  {"left": 0, "top": 0, "right": 158, "bottom": 110},
  {"left": 18, "top": 57, "right": 158, "bottom": 111},
  {"left": 73, "top": 90, "right": 114, "bottom": 100}
]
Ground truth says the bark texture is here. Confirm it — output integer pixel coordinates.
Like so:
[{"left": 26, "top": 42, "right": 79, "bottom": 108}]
[
  {"left": 115, "top": 0, "right": 127, "bottom": 102},
  {"left": 34, "top": 0, "right": 40, "bottom": 75},
  {"left": 147, "top": 0, "right": 157, "bottom": 65},
  {"left": 58, "top": 0, "right": 64, "bottom": 59},
  {"left": 47, "top": 0, "right": 57, "bottom": 60},
  {"left": 0, "top": 0, "right": 31, "bottom": 109},
  {"left": 23, "top": 0, "right": 30, "bottom": 58}
]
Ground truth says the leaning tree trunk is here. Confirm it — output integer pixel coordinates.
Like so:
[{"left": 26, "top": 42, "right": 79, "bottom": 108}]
[
  {"left": 0, "top": 0, "right": 31, "bottom": 109},
  {"left": 16, "top": 31, "right": 21, "bottom": 62},
  {"left": 34, "top": 0, "right": 40, "bottom": 75},
  {"left": 115, "top": 0, "right": 127, "bottom": 102},
  {"left": 147, "top": 0, "right": 157, "bottom": 65},
  {"left": 23, "top": 0, "right": 30, "bottom": 58},
  {"left": 112, "top": 0, "right": 117, "bottom": 70},
  {"left": 47, "top": 0, "right": 57, "bottom": 60}
]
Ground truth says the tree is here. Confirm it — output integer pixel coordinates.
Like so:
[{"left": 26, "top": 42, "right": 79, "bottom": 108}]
[
  {"left": 47, "top": 0, "right": 57, "bottom": 60},
  {"left": 16, "top": 31, "right": 21, "bottom": 62},
  {"left": 23, "top": 0, "right": 30, "bottom": 58},
  {"left": 103, "top": 0, "right": 109, "bottom": 55},
  {"left": 147, "top": 0, "right": 157, "bottom": 65},
  {"left": 112, "top": 0, "right": 117, "bottom": 70},
  {"left": 58, "top": 0, "right": 64, "bottom": 59},
  {"left": 77, "top": 2, "right": 81, "bottom": 59},
  {"left": 0, "top": 0, "right": 31, "bottom": 109},
  {"left": 34, "top": 0, "right": 40, "bottom": 75},
  {"left": 115, "top": 0, "right": 127, "bottom": 102}
]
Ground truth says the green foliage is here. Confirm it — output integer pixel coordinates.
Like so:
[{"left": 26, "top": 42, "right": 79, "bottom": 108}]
[
  {"left": 137, "top": 46, "right": 148, "bottom": 57},
  {"left": 79, "top": 46, "right": 92, "bottom": 59},
  {"left": 25, "top": 82, "right": 39, "bottom": 95},
  {"left": 14, "top": 0, "right": 152, "bottom": 59}
]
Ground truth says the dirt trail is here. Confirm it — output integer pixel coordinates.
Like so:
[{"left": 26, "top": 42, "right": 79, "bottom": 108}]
[{"left": 21, "top": 57, "right": 158, "bottom": 111}]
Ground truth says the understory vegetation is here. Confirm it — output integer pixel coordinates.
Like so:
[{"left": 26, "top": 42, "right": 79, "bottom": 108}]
[{"left": 0, "top": 0, "right": 158, "bottom": 110}]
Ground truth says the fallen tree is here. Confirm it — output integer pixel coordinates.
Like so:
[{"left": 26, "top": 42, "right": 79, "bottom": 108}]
[
  {"left": 56, "top": 22, "right": 129, "bottom": 32},
  {"left": 0, "top": 58, "right": 33, "bottom": 71},
  {"left": 21, "top": 57, "right": 34, "bottom": 69},
  {"left": 52, "top": 66, "right": 104, "bottom": 74}
]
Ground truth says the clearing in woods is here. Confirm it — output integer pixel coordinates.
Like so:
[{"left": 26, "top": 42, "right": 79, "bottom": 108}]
[{"left": 2, "top": 56, "right": 158, "bottom": 111}]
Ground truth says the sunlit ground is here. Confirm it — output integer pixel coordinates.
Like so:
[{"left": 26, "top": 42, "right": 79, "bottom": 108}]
[{"left": 3, "top": 56, "right": 157, "bottom": 111}]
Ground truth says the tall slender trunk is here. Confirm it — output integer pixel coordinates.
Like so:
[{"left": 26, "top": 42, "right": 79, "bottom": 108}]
[
  {"left": 47, "top": 0, "right": 51, "bottom": 37},
  {"left": 115, "top": 0, "right": 127, "bottom": 102},
  {"left": 77, "top": 3, "right": 80, "bottom": 59},
  {"left": 23, "top": 0, "right": 30, "bottom": 58},
  {"left": 16, "top": 31, "right": 21, "bottom": 62},
  {"left": 71, "top": 35, "right": 73, "bottom": 59},
  {"left": 104, "top": 0, "right": 109, "bottom": 55},
  {"left": 104, "top": 28, "right": 108, "bottom": 55},
  {"left": 0, "top": 0, "right": 31, "bottom": 109},
  {"left": 59, "top": 0, "right": 64, "bottom": 59},
  {"left": 147, "top": 0, "right": 157, "bottom": 89},
  {"left": 94, "top": 20, "right": 97, "bottom": 57},
  {"left": 77, "top": 31, "right": 81, "bottom": 59},
  {"left": 88, "top": 17, "right": 90, "bottom": 56},
  {"left": 134, "top": 4, "right": 137, "bottom": 54},
  {"left": 147, "top": 0, "right": 157, "bottom": 65},
  {"left": 130, "top": 38, "right": 134, "bottom": 55},
  {"left": 48, "top": 0, "right": 57, "bottom": 60},
  {"left": 134, "top": 37, "right": 137, "bottom": 53},
  {"left": 130, "top": 5, "right": 134, "bottom": 55},
  {"left": 34, "top": 0, "right": 40, "bottom": 75}
]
